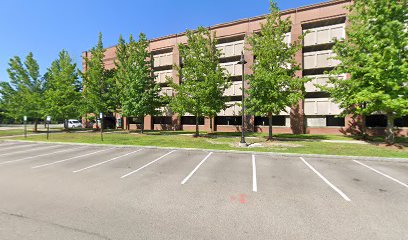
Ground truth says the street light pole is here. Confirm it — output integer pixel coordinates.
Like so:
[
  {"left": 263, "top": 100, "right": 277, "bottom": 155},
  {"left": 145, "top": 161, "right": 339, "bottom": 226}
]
[
  {"left": 100, "top": 112, "right": 104, "bottom": 142},
  {"left": 23, "top": 116, "right": 27, "bottom": 139},
  {"left": 238, "top": 51, "right": 247, "bottom": 147}
]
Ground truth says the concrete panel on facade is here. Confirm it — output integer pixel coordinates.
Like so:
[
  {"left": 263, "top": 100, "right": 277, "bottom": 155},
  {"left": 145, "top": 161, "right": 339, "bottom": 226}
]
[
  {"left": 305, "top": 74, "right": 346, "bottom": 92},
  {"left": 303, "top": 50, "right": 339, "bottom": 69},
  {"left": 303, "top": 23, "right": 345, "bottom": 46},
  {"left": 219, "top": 101, "right": 242, "bottom": 116},
  {"left": 153, "top": 53, "right": 173, "bottom": 67},
  {"left": 220, "top": 62, "right": 242, "bottom": 76},
  {"left": 160, "top": 87, "right": 174, "bottom": 97},
  {"left": 223, "top": 81, "right": 242, "bottom": 96},
  {"left": 216, "top": 40, "right": 244, "bottom": 58},
  {"left": 154, "top": 70, "right": 173, "bottom": 84},
  {"left": 304, "top": 98, "right": 342, "bottom": 115},
  {"left": 306, "top": 116, "right": 327, "bottom": 127}
]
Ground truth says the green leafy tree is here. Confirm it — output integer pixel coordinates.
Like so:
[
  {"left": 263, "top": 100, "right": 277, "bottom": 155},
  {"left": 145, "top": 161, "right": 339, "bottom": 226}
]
[
  {"left": 327, "top": 0, "right": 408, "bottom": 144},
  {"left": 115, "top": 33, "right": 162, "bottom": 133},
  {"left": 169, "top": 27, "right": 230, "bottom": 137},
  {"left": 0, "top": 52, "right": 44, "bottom": 131},
  {"left": 246, "top": 1, "right": 306, "bottom": 140},
  {"left": 43, "top": 50, "right": 82, "bottom": 129},
  {"left": 81, "top": 32, "right": 117, "bottom": 128}
]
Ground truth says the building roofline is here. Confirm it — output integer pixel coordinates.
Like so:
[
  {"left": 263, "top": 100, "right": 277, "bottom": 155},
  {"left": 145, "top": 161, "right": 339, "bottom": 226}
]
[{"left": 83, "top": 0, "right": 350, "bottom": 54}]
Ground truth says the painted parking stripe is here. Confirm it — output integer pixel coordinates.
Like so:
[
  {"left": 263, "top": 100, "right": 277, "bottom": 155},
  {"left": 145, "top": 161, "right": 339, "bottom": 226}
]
[
  {"left": 73, "top": 149, "right": 143, "bottom": 173},
  {"left": 32, "top": 147, "right": 115, "bottom": 169},
  {"left": 181, "top": 152, "right": 213, "bottom": 185},
  {"left": 354, "top": 160, "right": 408, "bottom": 189},
  {"left": 0, "top": 144, "right": 60, "bottom": 157},
  {"left": 121, "top": 150, "right": 176, "bottom": 179},
  {"left": 0, "top": 142, "right": 23, "bottom": 147},
  {"left": 252, "top": 155, "right": 258, "bottom": 192},
  {"left": 300, "top": 157, "right": 351, "bottom": 202},
  {"left": 0, "top": 143, "right": 37, "bottom": 153},
  {"left": 0, "top": 146, "right": 87, "bottom": 166}
]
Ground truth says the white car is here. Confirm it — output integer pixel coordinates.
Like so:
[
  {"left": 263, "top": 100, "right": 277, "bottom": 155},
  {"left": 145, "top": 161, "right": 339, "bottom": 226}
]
[{"left": 67, "top": 119, "right": 82, "bottom": 129}]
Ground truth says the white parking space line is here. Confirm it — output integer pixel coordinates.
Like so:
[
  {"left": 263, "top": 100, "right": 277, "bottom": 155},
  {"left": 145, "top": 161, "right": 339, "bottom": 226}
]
[
  {"left": 300, "top": 157, "right": 351, "bottom": 202},
  {"left": 32, "top": 147, "right": 115, "bottom": 169},
  {"left": 121, "top": 150, "right": 176, "bottom": 179},
  {"left": 181, "top": 152, "right": 213, "bottom": 185},
  {"left": 0, "top": 142, "right": 23, "bottom": 147},
  {"left": 354, "top": 160, "right": 408, "bottom": 189},
  {"left": 0, "top": 144, "right": 61, "bottom": 157},
  {"left": 0, "top": 146, "right": 87, "bottom": 166},
  {"left": 73, "top": 149, "right": 143, "bottom": 173},
  {"left": 252, "top": 155, "right": 258, "bottom": 192},
  {"left": 0, "top": 143, "right": 37, "bottom": 152}
]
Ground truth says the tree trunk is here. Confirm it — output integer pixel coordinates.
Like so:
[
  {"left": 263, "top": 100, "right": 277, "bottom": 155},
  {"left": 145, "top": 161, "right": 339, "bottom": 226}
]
[
  {"left": 195, "top": 114, "right": 199, "bottom": 137},
  {"left": 141, "top": 116, "right": 144, "bottom": 134},
  {"left": 209, "top": 116, "right": 213, "bottom": 133},
  {"left": 385, "top": 113, "right": 395, "bottom": 145},
  {"left": 34, "top": 119, "right": 38, "bottom": 132},
  {"left": 361, "top": 115, "right": 368, "bottom": 140},
  {"left": 268, "top": 113, "right": 273, "bottom": 141}
]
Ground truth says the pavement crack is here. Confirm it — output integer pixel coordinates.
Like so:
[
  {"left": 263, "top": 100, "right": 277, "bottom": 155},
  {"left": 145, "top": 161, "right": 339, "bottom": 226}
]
[{"left": 0, "top": 210, "right": 112, "bottom": 240}]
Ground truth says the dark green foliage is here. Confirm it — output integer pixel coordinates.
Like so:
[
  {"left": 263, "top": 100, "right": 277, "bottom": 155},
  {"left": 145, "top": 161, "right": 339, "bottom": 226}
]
[{"left": 327, "top": 0, "right": 408, "bottom": 144}]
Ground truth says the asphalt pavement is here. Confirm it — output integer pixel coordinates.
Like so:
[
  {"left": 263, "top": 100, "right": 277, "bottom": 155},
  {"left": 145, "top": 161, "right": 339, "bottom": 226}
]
[{"left": 0, "top": 141, "right": 407, "bottom": 240}]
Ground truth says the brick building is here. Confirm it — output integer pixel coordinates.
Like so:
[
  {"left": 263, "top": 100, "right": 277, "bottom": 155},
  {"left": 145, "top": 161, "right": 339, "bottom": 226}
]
[{"left": 82, "top": 0, "right": 407, "bottom": 136}]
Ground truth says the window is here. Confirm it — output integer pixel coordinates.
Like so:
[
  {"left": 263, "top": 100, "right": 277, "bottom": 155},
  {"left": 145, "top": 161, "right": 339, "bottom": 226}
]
[
  {"left": 395, "top": 116, "right": 408, "bottom": 127},
  {"left": 215, "top": 116, "right": 242, "bottom": 126},
  {"left": 128, "top": 117, "right": 142, "bottom": 124},
  {"left": 153, "top": 116, "right": 172, "bottom": 125},
  {"left": 326, "top": 116, "right": 345, "bottom": 127},
  {"left": 254, "top": 116, "right": 286, "bottom": 126},
  {"left": 366, "top": 115, "right": 387, "bottom": 128},
  {"left": 181, "top": 116, "right": 204, "bottom": 125}
]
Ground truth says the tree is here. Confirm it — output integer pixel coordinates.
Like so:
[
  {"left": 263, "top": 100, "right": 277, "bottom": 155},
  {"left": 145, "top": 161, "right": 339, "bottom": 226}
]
[
  {"left": 43, "top": 50, "right": 82, "bottom": 129},
  {"left": 115, "top": 33, "right": 162, "bottom": 133},
  {"left": 0, "top": 52, "right": 44, "bottom": 131},
  {"left": 327, "top": 0, "right": 408, "bottom": 144},
  {"left": 169, "top": 27, "right": 230, "bottom": 137},
  {"left": 246, "top": 1, "right": 306, "bottom": 140},
  {"left": 81, "top": 32, "right": 117, "bottom": 128}
]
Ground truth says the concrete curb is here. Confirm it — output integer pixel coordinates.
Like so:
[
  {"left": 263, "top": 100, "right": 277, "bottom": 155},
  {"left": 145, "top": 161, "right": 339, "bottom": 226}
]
[{"left": 2, "top": 139, "right": 407, "bottom": 163}]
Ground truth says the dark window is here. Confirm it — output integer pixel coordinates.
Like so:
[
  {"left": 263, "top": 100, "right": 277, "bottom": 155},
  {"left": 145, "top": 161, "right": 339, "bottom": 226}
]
[
  {"left": 254, "top": 116, "right": 286, "bottom": 126},
  {"left": 326, "top": 116, "right": 345, "bottom": 127},
  {"left": 153, "top": 116, "right": 172, "bottom": 125},
  {"left": 366, "top": 115, "right": 387, "bottom": 127},
  {"left": 128, "top": 117, "right": 142, "bottom": 124},
  {"left": 395, "top": 116, "right": 408, "bottom": 127},
  {"left": 181, "top": 116, "right": 204, "bottom": 125},
  {"left": 215, "top": 116, "right": 242, "bottom": 126},
  {"left": 228, "top": 96, "right": 242, "bottom": 102}
]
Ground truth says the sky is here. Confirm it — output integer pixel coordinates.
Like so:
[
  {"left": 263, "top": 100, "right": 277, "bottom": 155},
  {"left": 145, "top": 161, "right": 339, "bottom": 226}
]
[{"left": 0, "top": 0, "right": 324, "bottom": 82}]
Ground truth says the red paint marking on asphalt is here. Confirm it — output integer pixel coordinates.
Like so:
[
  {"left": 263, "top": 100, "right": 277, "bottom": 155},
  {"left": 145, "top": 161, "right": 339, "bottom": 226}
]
[
  {"left": 239, "top": 194, "right": 247, "bottom": 204},
  {"left": 230, "top": 194, "right": 247, "bottom": 204}
]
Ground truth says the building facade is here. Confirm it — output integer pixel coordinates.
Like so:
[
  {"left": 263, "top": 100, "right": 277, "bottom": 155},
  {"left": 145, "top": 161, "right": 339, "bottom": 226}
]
[{"left": 83, "top": 0, "right": 408, "bottom": 135}]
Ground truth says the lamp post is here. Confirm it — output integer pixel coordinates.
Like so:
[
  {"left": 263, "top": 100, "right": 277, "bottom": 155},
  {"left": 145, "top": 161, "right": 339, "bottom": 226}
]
[
  {"left": 46, "top": 116, "right": 51, "bottom": 140},
  {"left": 237, "top": 51, "right": 247, "bottom": 147},
  {"left": 23, "top": 116, "right": 27, "bottom": 139},
  {"left": 99, "top": 112, "right": 104, "bottom": 142}
]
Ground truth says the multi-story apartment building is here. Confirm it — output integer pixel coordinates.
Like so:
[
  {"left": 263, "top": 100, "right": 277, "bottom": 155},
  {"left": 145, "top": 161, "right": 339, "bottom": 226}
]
[{"left": 83, "top": 0, "right": 407, "bottom": 135}]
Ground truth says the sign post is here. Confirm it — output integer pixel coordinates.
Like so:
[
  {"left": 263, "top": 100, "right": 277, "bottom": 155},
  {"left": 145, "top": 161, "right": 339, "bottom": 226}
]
[
  {"left": 99, "top": 113, "right": 104, "bottom": 142},
  {"left": 23, "top": 116, "right": 27, "bottom": 139},
  {"left": 46, "top": 116, "right": 51, "bottom": 140}
]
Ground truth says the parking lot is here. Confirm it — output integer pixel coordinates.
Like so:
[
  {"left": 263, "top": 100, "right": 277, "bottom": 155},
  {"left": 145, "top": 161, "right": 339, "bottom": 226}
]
[{"left": 0, "top": 141, "right": 407, "bottom": 240}]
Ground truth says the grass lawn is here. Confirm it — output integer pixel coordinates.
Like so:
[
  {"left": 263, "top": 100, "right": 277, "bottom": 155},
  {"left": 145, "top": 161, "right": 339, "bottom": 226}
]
[
  {"left": 0, "top": 129, "right": 33, "bottom": 137},
  {"left": 7, "top": 131, "right": 408, "bottom": 158}
]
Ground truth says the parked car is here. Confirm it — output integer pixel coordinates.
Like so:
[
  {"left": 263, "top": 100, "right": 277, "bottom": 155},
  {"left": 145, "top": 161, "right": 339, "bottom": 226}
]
[{"left": 67, "top": 119, "right": 82, "bottom": 129}]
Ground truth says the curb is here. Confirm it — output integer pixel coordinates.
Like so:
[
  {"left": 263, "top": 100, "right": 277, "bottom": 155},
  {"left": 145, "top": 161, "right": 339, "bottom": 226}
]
[{"left": 2, "top": 139, "right": 407, "bottom": 163}]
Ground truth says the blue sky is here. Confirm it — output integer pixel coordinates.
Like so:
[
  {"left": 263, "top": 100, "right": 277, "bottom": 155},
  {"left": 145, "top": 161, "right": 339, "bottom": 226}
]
[{"left": 0, "top": 0, "right": 323, "bottom": 82}]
